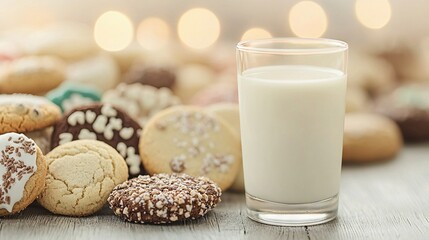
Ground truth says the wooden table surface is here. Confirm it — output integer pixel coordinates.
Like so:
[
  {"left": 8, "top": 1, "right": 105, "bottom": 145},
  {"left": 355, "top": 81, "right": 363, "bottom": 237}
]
[{"left": 1, "top": 143, "right": 428, "bottom": 240}]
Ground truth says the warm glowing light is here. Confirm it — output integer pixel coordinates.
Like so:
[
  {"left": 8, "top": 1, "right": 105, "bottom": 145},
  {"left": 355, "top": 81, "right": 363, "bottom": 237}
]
[
  {"left": 241, "top": 28, "right": 272, "bottom": 41},
  {"left": 94, "top": 11, "right": 134, "bottom": 51},
  {"left": 355, "top": 0, "right": 392, "bottom": 29},
  {"left": 289, "top": 1, "right": 328, "bottom": 38},
  {"left": 178, "top": 8, "right": 220, "bottom": 49},
  {"left": 136, "top": 17, "right": 170, "bottom": 50}
]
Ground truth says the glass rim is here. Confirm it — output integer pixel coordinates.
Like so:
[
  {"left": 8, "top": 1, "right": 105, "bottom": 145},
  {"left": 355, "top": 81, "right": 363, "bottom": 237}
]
[{"left": 237, "top": 37, "right": 348, "bottom": 55}]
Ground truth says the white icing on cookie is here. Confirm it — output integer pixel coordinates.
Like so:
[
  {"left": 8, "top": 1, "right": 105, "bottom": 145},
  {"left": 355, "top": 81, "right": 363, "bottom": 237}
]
[
  {"left": 59, "top": 133, "right": 73, "bottom": 145},
  {"left": 119, "top": 127, "right": 134, "bottom": 140},
  {"left": 93, "top": 115, "right": 108, "bottom": 133},
  {"left": 117, "top": 142, "right": 127, "bottom": 157},
  {"left": 78, "top": 129, "right": 97, "bottom": 140},
  {"left": 0, "top": 94, "right": 52, "bottom": 106},
  {"left": 85, "top": 110, "right": 96, "bottom": 124},
  {"left": 0, "top": 133, "right": 37, "bottom": 212},
  {"left": 62, "top": 94, "right": 95, "bottom": 113},
  {"left": 67, "top": 111, "right": 85, "bottom": 126},
  {"left": 101, "top": 104, "right": 117, "bottom": 117},
  {"left": 125, "top": 147, "right": 140, "bottom": 175}
]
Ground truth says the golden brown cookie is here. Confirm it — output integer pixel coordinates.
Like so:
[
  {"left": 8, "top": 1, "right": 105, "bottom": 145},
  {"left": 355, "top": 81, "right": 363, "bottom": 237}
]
[
  {"left": 0, "top": 56, "right": 65, "bottom": 95},
  {"left": 140, "top": 106, "right": 241, "bottom": 190},
  {"left": 173, "top": 64, "right": 215, "bottom": 103},
  {"left": 206, "top": 103, "right": 244, "bottom": 192},
  {"left": 0, "top": 133, "right": 47, "bottom": 216},
  {"left": 38, "top": 140, "right": 129, "bottom": 217},
  {"left": 343, "top": 113, "right": 403, "bottom": 163},
  {"left": 0, "top": 94, "right": 61, "bottom": 133}
]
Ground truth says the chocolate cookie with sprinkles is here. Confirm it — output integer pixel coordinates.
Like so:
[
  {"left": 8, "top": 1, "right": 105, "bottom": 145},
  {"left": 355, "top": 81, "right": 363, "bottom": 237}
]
[{"left": 0, "top": 132, "right": 47, "bottom": 216}]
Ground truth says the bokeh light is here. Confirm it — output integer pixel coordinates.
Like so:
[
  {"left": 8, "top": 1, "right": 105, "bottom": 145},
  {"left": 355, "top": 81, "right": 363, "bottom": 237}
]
[
  {"left": 178, "top": 8, "right": 220, "bottom": 49},
  {"left": 136, "top": 17, "right": 170, "bottom": 50},
  {"left": 289, "top": 1, "right": 328, "bottom": 38},
  {"left": 355, "top": 0, "right": 392, "bottom": 29},
  {"left": 94, "top": 11, "right": 134, "bottom": 51},
  {"left": 241, "top": 28, "right": 272, "bottom": 41}
]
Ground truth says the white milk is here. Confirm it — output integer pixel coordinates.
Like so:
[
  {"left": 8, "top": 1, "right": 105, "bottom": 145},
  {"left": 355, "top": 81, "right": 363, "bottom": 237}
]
[{"left": 238, "top": 65, "right": 346, "bottom": 204}]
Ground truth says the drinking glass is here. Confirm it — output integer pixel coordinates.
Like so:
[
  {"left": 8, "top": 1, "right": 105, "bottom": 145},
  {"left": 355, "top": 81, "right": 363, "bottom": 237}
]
[{"left": 237, "top": 38, "right": 348, "bottom": 226}]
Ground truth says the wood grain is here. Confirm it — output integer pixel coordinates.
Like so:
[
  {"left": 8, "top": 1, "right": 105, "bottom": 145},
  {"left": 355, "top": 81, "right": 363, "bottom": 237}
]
[{"left": 1, "top": 144, "right": 429, "bottom": 240}]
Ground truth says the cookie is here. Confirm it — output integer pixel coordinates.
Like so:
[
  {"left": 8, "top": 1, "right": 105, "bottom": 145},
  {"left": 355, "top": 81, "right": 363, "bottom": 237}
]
[
  {"left": 108, "top": 173, "right": 221, "bottom": 224},
  {"left": 348, "top": 51, "right": 395, "bottom": 97},
  {"left": 51, "top": 103, "right": 144, "bottom": 177},
  {"left": 173, "top": 64, "right": 215, "bottom": 103},
  {"left": 346, "top": 87, "right": 370, "bottom": 113},
  {"left": 0, "top": 94, "right": 61, "bottom": 133},
  {"left": 140, "top": 106, "right": 241, "bottom": 190},
  {"left": 374, "top": 84, "right": 429, "bottom": 142},
  {"left": 0, "top": 56, "right": 66, "bottom": 95},
  {"left": 25, "top": 127, "right": 52, "bottom": 154},
  {"left": 206, "top": 103, "right": 243, "bottom": 192},
  {"left": 46, "top": 82, "right": 101, "bottom": 113},
  {"left": 102, "top": 83, "right": 181, "bottom": 127},
  {"left": 66, "top": 53, "right": 120, "bottom": 92},
  {"left": 124, "top": 65, "right": 176, "bottom": 89},
  {"left": 24, "top": 22, "right": 97, "bottom": 60},
  {"left": 190, "top": 82, "right": 238, "bottom": 107},
  {"left": 0, "top": 133, "right": 47, "bottom": 216},
  {"left": 38, "top": 140, "right": 128, "bottom": 216},
  {"left": 343, "top": 113, "right": 403, "bottom": 163}
]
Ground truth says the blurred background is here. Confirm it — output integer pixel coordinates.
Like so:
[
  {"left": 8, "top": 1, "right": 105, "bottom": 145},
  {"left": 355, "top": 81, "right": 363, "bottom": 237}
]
[{"left": 0, "top": 0, "right": 428, "bottom": 155}]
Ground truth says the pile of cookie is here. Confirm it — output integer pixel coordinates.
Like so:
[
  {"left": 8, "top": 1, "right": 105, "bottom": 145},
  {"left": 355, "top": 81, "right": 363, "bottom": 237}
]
[{"left": 344, "top": 46, "right": 429, "bottom": 164}]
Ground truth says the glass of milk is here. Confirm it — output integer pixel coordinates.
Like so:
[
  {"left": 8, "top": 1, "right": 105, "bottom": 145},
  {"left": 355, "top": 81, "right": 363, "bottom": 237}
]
[{"left": 237, "top": 38, "right": 348, "bottom": 226}]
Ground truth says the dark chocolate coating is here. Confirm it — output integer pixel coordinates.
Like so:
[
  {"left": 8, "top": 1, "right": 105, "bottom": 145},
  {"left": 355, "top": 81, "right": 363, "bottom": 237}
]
[{"left": 124, "top": 66, "right": 176, "bottom": 89}]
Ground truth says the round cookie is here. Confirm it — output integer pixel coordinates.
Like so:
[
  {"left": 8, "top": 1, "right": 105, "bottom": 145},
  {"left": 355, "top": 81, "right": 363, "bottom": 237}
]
[
  {"left": 51, "top": 103, "right": 144, "bottom": 177},
  {"left": 190, "top": 82, "right": 238, "bottom": 107},
  {"left": 0, "top": 133, "right": 47, "bottom": 216},
  {"left": 374, "top": 84, "right": 429, "bottom": 142},
  {"left": 140, "top": 106, "right": 241, "bottom": 190},
  {"left": 38, "top": 140, "right": 128, "bottom": 216},
  {"left": 206, "top": 103, "right": 243, "bottom": 192},
  {"left": 0, "top": 56, "right": 66, "bottom": 95},
  {"left": 46, "top": 82, "right": 101, "bottom": 113},
  {"left": 124, "top": 65, "right": 176, "bottom": 89},
  {"left": 108, "top": 173, "right": 222, "bottom": 224},
  {"left": 66, "top": 53, "right": 119, "bottom": 92},
  {"left": 102, "top": 83, "right": 181, "bottom": 127},
  {"left": 25, "top": 127, "right": 52, "bottom": 154},
  {"left": 173, "top": 64, "right": 215, "bottom": 103},
  {"left": 0, "top": 94, "right": 61, "bottom": 133},
  {"left": 343, "top": 113, "right": 403, "bottom": 163}
]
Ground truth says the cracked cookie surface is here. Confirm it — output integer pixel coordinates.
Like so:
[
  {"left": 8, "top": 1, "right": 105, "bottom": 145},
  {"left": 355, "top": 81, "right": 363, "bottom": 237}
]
[
  {"left": 0, "top": 94, "right": 61, "bottom": 134},
  {"left": 38, "top": 140, "right": 128, "bottom": 216}
]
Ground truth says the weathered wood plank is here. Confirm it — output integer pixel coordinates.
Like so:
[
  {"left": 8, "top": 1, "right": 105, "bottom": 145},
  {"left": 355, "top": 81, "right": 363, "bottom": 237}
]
[{"left": 1, "top": 144, "right": 428, "bottom": 240}]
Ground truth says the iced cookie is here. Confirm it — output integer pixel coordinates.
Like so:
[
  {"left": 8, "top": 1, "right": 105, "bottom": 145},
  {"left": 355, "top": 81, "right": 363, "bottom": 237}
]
[
  {"left": 374, "top": 84, "right": 429, "bottom": 142},
  {"left": 108, "top": 173, "right": 221, "bottom": 224},
  {"left": 46, "top": 83, "right": 101, "bottom": 113},
  {"left": 343, "top": 113, "right": 403, "bottom": 163},
  {"left": 66, "top": 53, "right": 120, "bottom": 92},
  {"left": 0, "top": 133, "right": 47, "bottom": 216},
  {"left": 38, "top": 140, "right": 128, "bottom": 216},
  {"left": 51, "top": 104, "right": 144, "bottom": 177},
  {"left": 140, "top": 106, "right": 241, "bottom": 190},
  {"left": 0, "top": 94, "right": 61, "bottom": 133},
  {"left": 124, "top": 65, "right": 176, "bottom": 89},
  {"left": 25, "top": 127, "right": 52, "bottom": 154},
  {"left": 206, "top": 103, "right": 243, "bottom": 192},
  {"left": 102, "top": 83, "right": 181, "bottom": 127},
  {"left": 0, "top": 56, "right": 65, "bottom": 95}
]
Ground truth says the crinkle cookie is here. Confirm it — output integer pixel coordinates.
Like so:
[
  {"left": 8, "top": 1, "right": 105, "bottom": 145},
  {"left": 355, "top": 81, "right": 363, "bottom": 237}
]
[
  {"left": 38, "top": 140, "right": 128, "bottom": 216},
  {"left": 0, "top": 94, "right": 61, "bottom": 134},
  {"left": 51, "top": 104, "right": 144, "bottom": 177},
  {"left": 102, "top": 83, "right": 181, "bottom": 127},
  {"left": 0, "top": 133, "right": 47, "bottom": 216},
  {"left": 140, "top": 106, "right": 241, "bottom": 190},
  {"left": 108, "top": 173, "right": 221, "bottom": 224},
  {"left": 0, "top": 56, "right": 65, "bottom": 95}
]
